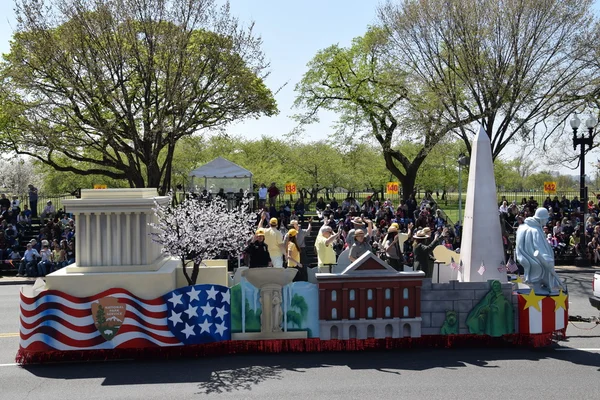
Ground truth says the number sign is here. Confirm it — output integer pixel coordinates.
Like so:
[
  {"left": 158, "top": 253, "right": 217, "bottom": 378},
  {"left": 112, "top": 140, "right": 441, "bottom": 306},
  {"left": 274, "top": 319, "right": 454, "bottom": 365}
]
[{"left": 386, "top": 182, "right": 399, "bottom": 195}]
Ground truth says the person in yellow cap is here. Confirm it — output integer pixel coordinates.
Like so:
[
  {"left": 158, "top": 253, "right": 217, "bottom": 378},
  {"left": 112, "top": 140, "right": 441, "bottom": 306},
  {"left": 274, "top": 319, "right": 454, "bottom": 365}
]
[
  {"left": 244, "top": 228, "right": 273, "bottom": 268},
  {"left": 284, "top": 218, "right": 313, "bottom": 265},
  {"left": 261, "top": 216, "right": 285, "bottom": 268},
  {"left": 286, "top": 229, "right": 307, "bottom": 281}
]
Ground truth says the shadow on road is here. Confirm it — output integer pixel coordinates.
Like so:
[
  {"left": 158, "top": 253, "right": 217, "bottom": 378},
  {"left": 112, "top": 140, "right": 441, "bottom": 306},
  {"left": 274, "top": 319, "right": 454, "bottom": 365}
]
[{"left": 20, "top": 347, "right": 600, "bottom": 394}]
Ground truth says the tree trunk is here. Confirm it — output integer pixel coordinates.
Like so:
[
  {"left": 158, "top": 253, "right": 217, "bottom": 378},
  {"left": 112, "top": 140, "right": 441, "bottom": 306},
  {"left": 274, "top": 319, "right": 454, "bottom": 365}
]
[
  {"left": 159, "top": 144, "right": 176, "bottom": 196},
  {"left": 190, "top": 261, "right": 200, "bottom": 285},
  {"left": 147, "top": 160, "right": 162, "bottom": 192},
  {"left": 181, "top": 259, "right": 193, "bottom": 286},
  {"left": 400, "top": 171, "right": 417, "bottom": 202}
]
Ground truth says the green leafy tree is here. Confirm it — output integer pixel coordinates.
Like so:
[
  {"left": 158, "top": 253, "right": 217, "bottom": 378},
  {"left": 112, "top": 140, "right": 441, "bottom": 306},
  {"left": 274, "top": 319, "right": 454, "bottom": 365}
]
[
  {"left": 379, "top": 0, "right": 597, "bottom": 159},
  {"left": 294, "top": 28, "right": 475, "bottom": 199},
  {"left": 2, "top": 0, "right": 276, "bottom": 195},
  {"left": 415, "top": 139, "right": 468, "bottom": 197}
]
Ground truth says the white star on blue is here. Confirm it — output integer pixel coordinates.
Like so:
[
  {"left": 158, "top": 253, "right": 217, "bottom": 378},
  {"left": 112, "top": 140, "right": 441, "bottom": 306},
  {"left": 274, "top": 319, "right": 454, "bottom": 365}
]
[{"left": 164, "top": 284, "right": 231, "bottom": 344}]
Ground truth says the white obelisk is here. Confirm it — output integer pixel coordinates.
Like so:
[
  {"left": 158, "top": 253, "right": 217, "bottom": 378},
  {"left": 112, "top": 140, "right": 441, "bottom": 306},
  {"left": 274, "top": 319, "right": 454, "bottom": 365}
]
[{"left": 458, "top": 126, "right": 507, "bottom": 282}]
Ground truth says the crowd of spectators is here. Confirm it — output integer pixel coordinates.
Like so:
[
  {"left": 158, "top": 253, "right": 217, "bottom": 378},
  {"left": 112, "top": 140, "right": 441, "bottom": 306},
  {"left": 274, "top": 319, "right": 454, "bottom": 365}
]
[
  {"left": 500, "top": 194, "right": 600, "bottom": 264},
  {"left": 312, "top": 192, "right": 456, "bottom": 267},
  {"left": 244, "top": 190, "right": 457, "bottom": 277},
  {"left": 0, "top": 186, "right": 77, "bottom": 278}
]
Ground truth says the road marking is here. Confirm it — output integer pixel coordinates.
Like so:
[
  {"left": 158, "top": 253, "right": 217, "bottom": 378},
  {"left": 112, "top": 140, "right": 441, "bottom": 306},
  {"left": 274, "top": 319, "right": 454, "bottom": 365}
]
[
  {"left": 0, "top": 363, "right": 18, "bottom": 367},
  {"left": 0, "top": 333, "right": 19, "bottom": 338},
  {"left": 555, "top": 348, "right": 600, "bottom": 352}
]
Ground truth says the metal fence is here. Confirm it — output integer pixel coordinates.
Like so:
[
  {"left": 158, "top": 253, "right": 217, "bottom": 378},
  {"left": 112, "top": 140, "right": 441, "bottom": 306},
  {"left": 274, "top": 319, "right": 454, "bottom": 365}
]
[
  {"left": 495, "top": 190, "right": 583, "bottom": 204},
  {"left": 14, "top": 193, "right": 78, "bottom": 216},
  {"left": 266, "top": 187, "right": 402, "bottom": 211}
]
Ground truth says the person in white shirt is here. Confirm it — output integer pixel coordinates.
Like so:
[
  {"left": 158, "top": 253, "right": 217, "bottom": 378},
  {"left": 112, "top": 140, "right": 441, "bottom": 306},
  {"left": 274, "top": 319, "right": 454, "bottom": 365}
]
[
  {"left": 11, "top": 195, "right": 20, "bottom": 211},
  {"left": 258, "top": 183, "right": 268, "bottom": 209},
  {"left": 261, "top": 216, "right": 286, "bottom": 268},
  {"left": 41, "top": 201, "right": 56, "bottom": 221},
  {"left": 37, "top": 243, "right": 53, "bottom": 276},
  {"left": 17, "top": 243, "right": 40, "bottom": 277}
]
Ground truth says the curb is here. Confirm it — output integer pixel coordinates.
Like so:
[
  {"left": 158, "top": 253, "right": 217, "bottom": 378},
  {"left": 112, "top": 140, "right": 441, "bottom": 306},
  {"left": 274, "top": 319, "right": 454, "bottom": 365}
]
[
  {"left": 0, "top": 279, "right": 35, "bottom": 286},
  {"left": 556, "top": 267, "right": 600, "bottom": 273}
]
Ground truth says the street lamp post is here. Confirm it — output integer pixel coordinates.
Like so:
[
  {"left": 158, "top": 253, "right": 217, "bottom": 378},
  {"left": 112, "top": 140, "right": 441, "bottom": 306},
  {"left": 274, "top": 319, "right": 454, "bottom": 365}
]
[
  {"left": 571, "top": 114, "right": 596, "bottom": 266},
  {"left": 457, "top": 154, "right": 470, "bottom": 228}
]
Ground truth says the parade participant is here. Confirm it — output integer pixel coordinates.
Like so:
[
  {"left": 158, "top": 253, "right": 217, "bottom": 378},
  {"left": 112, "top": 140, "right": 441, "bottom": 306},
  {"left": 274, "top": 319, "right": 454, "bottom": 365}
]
[
  {"left": 346, "top": 216, "right": 373, "bottom": 245},
  {"left": 349, "top": 229, "right": 372, "bottom": 262},
  {"left": 382, "top": 223, "right": 403, "bottom": 271},
  {"left": 286, "top": 229, "right": 307, "bottom": 281},
  {"left": 244, "top": 228, "right": 273, "bottom": 268},
  {"left": 413, "top": 227, "right": 447, "bottom": 278},
  {"left": 284, "top": 218, "right": 312, "bottom": 264},
  {"left": 261, "top": 216, "right": 286, "bottom": 268},
  {"left": 315, "top": 225, "right": 342, "bottom": 273}
]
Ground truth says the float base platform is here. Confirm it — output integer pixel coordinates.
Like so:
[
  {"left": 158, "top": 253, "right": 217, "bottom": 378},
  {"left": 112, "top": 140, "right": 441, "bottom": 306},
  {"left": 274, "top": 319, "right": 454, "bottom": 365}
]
[{"left": 16, "top": 332, "right": 563, "bottom": 365}]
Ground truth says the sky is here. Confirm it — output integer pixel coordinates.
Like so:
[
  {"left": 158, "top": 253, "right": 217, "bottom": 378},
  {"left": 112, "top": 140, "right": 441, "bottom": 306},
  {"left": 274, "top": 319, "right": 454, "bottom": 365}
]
[
  {"left": 0, "top": 0, "right": 377, "bottom": 142},
  {"left": 0, "top": 0, "right": 599, "bottom": 177}
]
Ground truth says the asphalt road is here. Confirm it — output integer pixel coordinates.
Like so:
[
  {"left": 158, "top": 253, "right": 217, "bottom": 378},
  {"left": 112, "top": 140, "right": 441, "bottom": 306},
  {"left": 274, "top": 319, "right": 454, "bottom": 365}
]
[{"left": 1, "top": 271, "right": 599, "bottom": 400}]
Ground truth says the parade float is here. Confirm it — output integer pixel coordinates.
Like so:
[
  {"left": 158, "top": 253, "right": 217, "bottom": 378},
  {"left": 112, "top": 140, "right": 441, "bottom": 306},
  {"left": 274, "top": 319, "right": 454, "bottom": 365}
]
[{"left": 16, "top": 128, "right": 568, "bottom": 364}]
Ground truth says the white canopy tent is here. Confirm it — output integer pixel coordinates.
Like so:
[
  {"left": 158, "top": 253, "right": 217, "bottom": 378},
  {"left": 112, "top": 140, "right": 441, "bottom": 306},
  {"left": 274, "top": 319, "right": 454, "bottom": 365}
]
[{"left": 188, "top": 157, "right": 253, "bottom": 193}]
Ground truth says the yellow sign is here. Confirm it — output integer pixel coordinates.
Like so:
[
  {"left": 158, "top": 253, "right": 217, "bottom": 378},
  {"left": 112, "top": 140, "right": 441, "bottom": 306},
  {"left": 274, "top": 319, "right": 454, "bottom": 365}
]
[
  {"left": 386, "top": 182, "right": 399, "bottom": 195},
  {"left": 544, "top": 181, "right": 556, "bottom": 194},
  {"left": 285, "top": 182, "right": 297, "bottom": 195},
  {"left": 94, "top": 184, "right": 108, "bottom": 190}
]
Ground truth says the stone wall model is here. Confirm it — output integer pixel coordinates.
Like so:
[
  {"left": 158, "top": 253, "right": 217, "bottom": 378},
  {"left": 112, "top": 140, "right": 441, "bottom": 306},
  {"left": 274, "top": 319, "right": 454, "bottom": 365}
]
[{"left": 420, "top": 279, "right": 518, "bottom": 335}]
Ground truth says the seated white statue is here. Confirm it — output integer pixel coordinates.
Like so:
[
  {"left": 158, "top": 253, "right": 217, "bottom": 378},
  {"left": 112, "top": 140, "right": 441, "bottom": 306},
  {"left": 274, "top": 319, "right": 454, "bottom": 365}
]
[{"left": 515, "top": 207, "right": 565, "bottom": 293}]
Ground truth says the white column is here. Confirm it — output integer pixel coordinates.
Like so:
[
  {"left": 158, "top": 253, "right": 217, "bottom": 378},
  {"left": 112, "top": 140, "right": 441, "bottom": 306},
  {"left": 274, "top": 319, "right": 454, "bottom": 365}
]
[
  {"left": 115, "top": 212, "right": 122, "bottom": 265},
  {"left": 150, "top": 213, "right": 158, "bottom": 261},
  {"left": 85, "top": 213, "right": 91, "bottom": 267},
  {"left": 106, "top": 212, "right": 112, "bottom": 266},
  {"left": 126, "top": 213, "right": 131, "bottom": 265},
  {"left": 132, "top": 212, "right": 140, "bottom": 265},
  {"left": 95, "top": 213, "right": 102, "bottom": 266},
  {"left": 75, "top": 213, "right": 81, "bottom": 267},
  {"left": 140, "top": 213, "right": 147, "bottom": 265}
]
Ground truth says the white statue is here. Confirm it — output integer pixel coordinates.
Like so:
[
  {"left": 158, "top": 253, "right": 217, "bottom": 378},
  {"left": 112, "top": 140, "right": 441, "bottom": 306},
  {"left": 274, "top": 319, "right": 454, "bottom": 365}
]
[
  {"left": 515, "top": 207, "right": 565, "bottom": 293},
  {"left": 272, "top": 291, "right": 283, "bottom": 332}
]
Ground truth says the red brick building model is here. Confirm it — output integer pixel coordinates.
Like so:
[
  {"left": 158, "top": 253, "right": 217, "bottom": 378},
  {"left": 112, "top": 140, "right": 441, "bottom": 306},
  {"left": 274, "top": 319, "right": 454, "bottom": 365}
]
[{"left": 316, "top": 252, "right": 425, "bottom": 340}]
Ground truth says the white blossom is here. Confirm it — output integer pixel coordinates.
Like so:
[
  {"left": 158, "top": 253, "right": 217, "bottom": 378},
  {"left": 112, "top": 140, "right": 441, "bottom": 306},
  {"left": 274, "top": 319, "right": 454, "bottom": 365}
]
[{"left": 150, "top": 191, "right": 256, "bottom": 284}]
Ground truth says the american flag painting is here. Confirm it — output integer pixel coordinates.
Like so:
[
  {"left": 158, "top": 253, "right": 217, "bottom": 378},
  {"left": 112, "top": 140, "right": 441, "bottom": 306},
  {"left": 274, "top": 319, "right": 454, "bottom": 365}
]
[
  {"left": 164, "top": 285, "right": 231, "bottom": 344},
  {"left": 19, "top": 285, "right": 231, "bottom": 352},
  {"left": 518, "top": 290, "right": 568, "bottom": 335}
]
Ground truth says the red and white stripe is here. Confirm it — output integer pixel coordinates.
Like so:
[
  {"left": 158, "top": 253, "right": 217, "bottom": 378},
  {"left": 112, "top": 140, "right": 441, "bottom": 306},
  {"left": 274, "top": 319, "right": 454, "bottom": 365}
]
[
  {"left": 20, "top": 288, "right": 182, "bottom": 352},
  {"left": 518, "top": 294, "right": 568, "bottom": 334}
]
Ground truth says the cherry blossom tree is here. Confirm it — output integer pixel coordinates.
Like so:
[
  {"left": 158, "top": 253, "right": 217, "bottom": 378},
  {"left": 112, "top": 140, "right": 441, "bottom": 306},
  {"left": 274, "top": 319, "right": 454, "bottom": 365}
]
[{"left": 151, "top": 192, "right": 256, "bottom": 285}]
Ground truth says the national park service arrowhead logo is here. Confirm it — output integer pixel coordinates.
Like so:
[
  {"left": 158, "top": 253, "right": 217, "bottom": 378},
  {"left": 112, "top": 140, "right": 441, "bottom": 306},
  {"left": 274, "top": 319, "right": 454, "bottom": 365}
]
[{"left": 91, "top": 297, "right": 126, "bottom": 341}]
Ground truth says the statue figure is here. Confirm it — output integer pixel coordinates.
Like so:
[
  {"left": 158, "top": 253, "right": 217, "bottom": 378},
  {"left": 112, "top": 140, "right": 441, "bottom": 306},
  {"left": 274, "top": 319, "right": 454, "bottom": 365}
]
[
  {"left": 271, "top": 290, "right": 283, "bottom": 332},
  {"left": 440, "top": 310, "right": 459, "bottom": 335},
  {"left": 466, "top": 280, "right": 514, "bottom": 336},
  {"left": 515, "top": 207, "right": 565, "bottom": 293}
]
